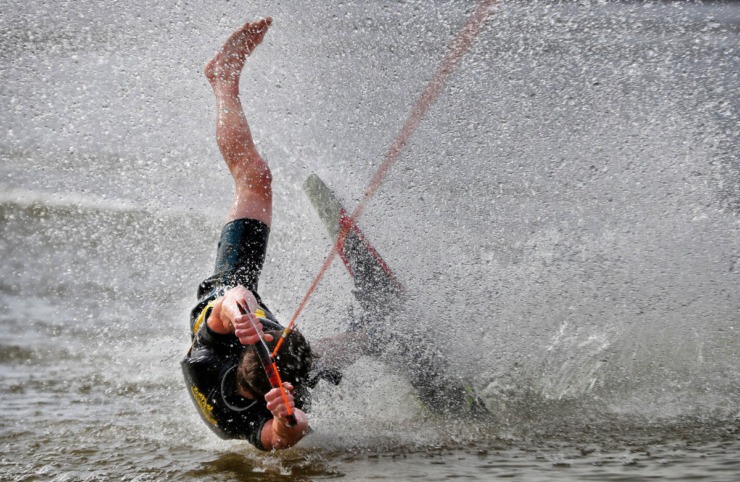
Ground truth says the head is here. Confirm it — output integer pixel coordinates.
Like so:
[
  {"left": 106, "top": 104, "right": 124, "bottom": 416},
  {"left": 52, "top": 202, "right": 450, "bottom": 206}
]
[{"left": 236, "top": 329, "right": 313, "bottom": 400}]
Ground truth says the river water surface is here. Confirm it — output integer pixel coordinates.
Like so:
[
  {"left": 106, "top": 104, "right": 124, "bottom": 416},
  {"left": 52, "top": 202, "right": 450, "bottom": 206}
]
[{"left": 1, "top": 1, "right": 738, "bottom": 480}]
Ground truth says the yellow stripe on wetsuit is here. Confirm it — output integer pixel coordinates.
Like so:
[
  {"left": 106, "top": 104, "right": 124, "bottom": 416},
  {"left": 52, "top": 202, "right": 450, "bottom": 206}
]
[
  {"left": 193, "top": 300, "right": 217, "bottom": 335},
  {"left": 190, "top": 385, "right": 217, "bottom": 425}
]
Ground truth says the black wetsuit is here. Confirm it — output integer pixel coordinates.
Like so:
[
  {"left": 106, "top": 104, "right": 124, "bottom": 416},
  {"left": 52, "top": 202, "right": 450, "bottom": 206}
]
[
  {"left": 181, "top": 216, "right": 486, "bottom": 445},
  {"left": 180, "top": 219, "right": 306, "bottom": 449}
]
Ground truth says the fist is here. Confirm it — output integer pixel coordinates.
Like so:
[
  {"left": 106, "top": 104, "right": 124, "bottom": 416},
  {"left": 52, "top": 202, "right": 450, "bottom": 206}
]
[
  {"left": 265, "top": 382, "right": 295, "bottom": 422},
  {"left": 220, "top": 286, "right": 274, "bottom": 345},
  {"left": 233, "top": 310, "right": 274, "bottom": 345}
]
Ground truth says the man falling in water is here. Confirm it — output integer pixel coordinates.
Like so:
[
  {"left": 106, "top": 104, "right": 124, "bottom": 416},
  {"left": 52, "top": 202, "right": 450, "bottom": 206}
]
[
  {"left": 181, "top": 17, "right": 318, "bottom": 451},
  {"left": 181, "top": 16, "right": 488, "bottom": 452}
]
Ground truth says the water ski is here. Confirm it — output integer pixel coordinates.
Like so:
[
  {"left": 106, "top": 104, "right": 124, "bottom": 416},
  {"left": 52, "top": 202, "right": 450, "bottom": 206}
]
[{"left": 303, "top": 173, "right": 489, "bottom": 418}]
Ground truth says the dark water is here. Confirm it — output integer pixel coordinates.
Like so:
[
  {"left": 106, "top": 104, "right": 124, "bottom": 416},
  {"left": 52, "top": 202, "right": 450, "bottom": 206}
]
[{"left": 1, "top": 0, "right": 739, "bottom": 480}]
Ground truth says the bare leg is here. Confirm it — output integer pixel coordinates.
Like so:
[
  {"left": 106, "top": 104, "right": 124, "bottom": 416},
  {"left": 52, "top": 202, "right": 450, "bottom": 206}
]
[{"left": 205, "top": 18, "right": 274, "bottom": 226}]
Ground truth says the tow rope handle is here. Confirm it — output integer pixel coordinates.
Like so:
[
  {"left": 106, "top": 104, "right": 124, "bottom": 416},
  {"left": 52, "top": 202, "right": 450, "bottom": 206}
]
[{"left": 237, "top": 303, "right": 297, "bottom": 427}]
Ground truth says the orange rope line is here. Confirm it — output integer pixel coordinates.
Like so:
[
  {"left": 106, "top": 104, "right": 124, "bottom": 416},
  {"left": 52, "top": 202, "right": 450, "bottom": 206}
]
[
  {"left": 272, "top": 0, "right": 499, "bottom": 359},
  {"left": 271, "top": 361, "right": 295, "bottom": 423},
  {"left": 238, "top": 302, "right": 297, "bottom": 424}
]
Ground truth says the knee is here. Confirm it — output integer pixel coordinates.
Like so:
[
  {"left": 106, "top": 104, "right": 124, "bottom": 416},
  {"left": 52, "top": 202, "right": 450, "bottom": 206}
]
[
  {"left": 259, "top": 163, "right": 273, "bottom": 187},
  {"left": 236, "top": 159, "right": 272, "bottom": 191}
]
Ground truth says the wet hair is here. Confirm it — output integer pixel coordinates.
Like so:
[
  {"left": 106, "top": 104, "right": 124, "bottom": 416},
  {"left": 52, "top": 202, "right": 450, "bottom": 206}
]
[{"left": 236, "top": 329, "right": 313, "bottom": 398}]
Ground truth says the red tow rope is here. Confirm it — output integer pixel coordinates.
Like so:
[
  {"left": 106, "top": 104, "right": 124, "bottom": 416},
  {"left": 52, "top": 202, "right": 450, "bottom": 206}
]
[{"left": 272, "top": 0, "right": 499, "bottom": 358}]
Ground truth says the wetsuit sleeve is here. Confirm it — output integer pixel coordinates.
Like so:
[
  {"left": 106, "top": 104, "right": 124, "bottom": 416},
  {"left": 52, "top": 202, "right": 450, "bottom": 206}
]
[
  {"left": 191, "top": 301, "right": 216, "bottom": 338},
  {"left": 193, "top": 317, "right": 242, "bottom": 352},
  {"left": 190, "top": 287, "right": 225, "bottom": 336}
]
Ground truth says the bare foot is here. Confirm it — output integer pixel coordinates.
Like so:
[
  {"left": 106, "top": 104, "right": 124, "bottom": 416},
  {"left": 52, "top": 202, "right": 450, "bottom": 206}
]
[{"left": 205, "top": 17, "right": 272, "bottom": 90}]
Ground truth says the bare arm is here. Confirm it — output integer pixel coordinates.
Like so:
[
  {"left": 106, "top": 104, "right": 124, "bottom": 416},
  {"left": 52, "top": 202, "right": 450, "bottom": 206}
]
[{"left": 260, "top": 382, "right": 309, "bottom": 450}]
